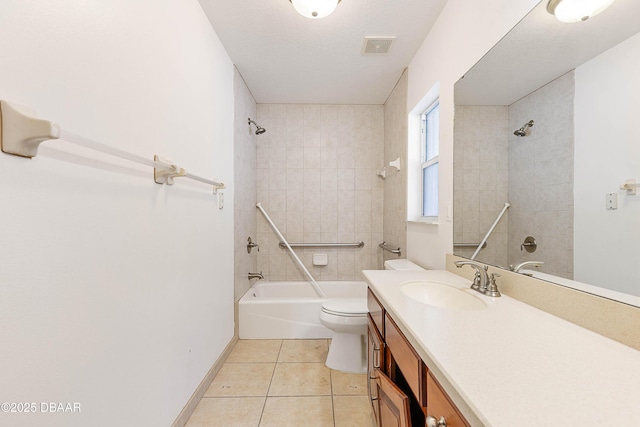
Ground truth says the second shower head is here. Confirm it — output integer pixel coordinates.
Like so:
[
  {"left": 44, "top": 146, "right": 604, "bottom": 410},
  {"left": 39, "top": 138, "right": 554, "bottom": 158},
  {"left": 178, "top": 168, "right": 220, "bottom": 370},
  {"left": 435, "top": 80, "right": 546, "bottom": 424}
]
[
  {"left": 514, "top": 120, "right": 534, "bottom": 137},
  {"left": 248, "top": 118, "right": 266, "bottom": 135}
]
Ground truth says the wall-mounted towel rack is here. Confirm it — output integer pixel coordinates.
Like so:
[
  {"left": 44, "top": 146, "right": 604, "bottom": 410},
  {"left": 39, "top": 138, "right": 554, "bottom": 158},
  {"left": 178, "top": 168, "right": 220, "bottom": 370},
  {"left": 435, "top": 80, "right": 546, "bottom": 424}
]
[
  {"left": 278, "top": 241, "right": 364, "bottom": 249},
  {"left": 0, "top": 100, "right": 226, "bottom": 193},
  {"left": 453, "top": 242, "right": 488, "bottom": 249},
  {"left": 379, "top": 242, "right": 401, "bottom": 256}
]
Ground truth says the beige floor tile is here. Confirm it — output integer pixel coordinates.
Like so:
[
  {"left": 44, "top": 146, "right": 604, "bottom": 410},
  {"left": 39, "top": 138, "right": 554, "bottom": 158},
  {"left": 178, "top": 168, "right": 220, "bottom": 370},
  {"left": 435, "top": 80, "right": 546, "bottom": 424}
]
[
  {"left": 331, "top": 369, "right": 368, "bottom": 395},
  {"left": 277, "top": 339, "right": 329, "bottom": 363},
  {"left": 259, "top": 396, "right": 334, "bottom": 427},
  {"left": 185, "top": 397, "right": 265, "bottom": 427},
  {"left": 204, "top": 363, "right": 275, "bottom": 397},
  {"left": 333, "top": 395, "right": 375, "bottom": 427},
  {"left": 226, "top": 339, "right": 283, "bottom": 363},
  {"left": 268, "top": 362, "right": 331, "bottom": 396}
]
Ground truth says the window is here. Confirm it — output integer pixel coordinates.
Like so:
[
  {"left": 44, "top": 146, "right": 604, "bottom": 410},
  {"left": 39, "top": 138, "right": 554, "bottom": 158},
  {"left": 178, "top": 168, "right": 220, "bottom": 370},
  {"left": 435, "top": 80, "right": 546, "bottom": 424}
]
[{"left": 421, "top": 102, "right": 439, "bottom": 218}]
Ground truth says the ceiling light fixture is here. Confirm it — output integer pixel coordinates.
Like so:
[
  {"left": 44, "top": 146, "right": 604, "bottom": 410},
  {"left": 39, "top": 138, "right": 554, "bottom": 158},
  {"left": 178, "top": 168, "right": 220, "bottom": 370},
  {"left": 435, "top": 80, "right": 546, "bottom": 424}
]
[
  {"left": 289, "top": 0, "right": 341, "bottom": 19},
  {"left": 547, "top": 0, "right": 616, "bottom": 23}
]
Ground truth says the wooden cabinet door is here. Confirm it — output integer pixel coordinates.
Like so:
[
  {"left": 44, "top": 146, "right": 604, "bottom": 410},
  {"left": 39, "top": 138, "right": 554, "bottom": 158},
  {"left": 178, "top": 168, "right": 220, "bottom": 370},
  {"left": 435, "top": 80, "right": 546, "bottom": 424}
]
[
  {"left": 385, "top": 313, "right": 427, "bottom": 407},
  {"left": 368, "top": 315, "right": 385, "bottom": 425},
  {"left": 426, "top": 372, "right": 470, "bottom": 427},
  {"left": 372, "top": 367, "right": 411, "bottom": 427},
  {"left": 368, "top": 288, "right": 384, "bottom": 334}
]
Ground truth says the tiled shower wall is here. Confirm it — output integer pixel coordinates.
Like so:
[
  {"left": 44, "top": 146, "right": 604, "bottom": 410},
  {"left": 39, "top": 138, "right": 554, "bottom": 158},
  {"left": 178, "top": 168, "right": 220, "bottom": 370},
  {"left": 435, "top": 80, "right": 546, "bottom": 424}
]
[
  {"left": 508, "top": 71, "right": 574, "bottom": 278},
  {"left": 453, "top": 106, "right": 509, "bottom": 268},
  {"left": 233, "top": 69, "right": 258, "bottom": 303},
  {"left": 256, "top": 104, "right": 384, "bottom": 281},
  {"left": 383, "top": 70, "right": 408, "bottom": 262},
  {"left": 453, "top": 71, "right": 574, "bottom": 278}
]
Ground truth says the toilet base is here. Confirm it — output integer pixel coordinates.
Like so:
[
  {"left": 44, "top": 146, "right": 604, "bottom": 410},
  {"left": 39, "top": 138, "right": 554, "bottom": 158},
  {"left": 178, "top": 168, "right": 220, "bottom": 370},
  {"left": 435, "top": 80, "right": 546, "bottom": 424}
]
[{"left": 325, "top": 332, "right": 367, "bottom": 374}]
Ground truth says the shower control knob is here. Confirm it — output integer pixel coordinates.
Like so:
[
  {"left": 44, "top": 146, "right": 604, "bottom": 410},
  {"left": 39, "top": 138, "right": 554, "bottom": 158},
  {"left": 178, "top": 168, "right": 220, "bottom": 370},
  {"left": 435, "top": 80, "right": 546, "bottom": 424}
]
[{"left": 247, "top": 237, "right": 260, "bottom": 253}]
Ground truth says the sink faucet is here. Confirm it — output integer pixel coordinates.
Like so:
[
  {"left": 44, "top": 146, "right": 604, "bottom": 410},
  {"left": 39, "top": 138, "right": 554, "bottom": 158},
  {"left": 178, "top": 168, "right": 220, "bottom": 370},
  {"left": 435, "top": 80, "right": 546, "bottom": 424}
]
[
  {"left": 248, "top": 272, "right": 264, "bottom": 280},
  {"left": 510, "top": 261, "right": 544, "bottom": 275},
  {"left": 453, "top": 260, "right": 489, "bottom": 293}
]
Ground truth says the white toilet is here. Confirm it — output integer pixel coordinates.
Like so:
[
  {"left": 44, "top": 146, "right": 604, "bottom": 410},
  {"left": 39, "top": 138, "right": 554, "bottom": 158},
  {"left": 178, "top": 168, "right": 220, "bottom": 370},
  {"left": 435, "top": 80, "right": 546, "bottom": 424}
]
[
  {"left": 320, "top": 298, "right": 369, "bottom": 373},
  {"left": 319, "top": 259, "right": 424, "bottom": 374}
]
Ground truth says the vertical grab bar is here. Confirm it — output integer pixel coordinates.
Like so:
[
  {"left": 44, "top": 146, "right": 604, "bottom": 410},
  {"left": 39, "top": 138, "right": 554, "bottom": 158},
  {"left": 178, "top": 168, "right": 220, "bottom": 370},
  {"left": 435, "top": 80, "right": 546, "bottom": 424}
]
[
  {"left": 256, "top": 203, "right": 327, "bottom": 298},
  {"left": 471, "top": 202, "right": 510, "bottom": 260}
]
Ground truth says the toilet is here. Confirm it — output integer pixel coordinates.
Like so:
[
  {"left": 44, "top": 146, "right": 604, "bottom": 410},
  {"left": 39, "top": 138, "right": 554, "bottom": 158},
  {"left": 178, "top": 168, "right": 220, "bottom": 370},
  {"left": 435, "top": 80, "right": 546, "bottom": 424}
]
[{"left": 319, "top": 259, "right": 424, "bottom": 374}]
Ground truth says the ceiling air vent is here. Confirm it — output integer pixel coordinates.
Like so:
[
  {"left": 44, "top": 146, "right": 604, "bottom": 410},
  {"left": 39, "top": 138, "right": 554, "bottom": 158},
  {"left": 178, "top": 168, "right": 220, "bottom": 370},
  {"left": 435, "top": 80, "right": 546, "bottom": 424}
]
[{"left": 362, "top": 37, "right": 395, "bottom": 55}]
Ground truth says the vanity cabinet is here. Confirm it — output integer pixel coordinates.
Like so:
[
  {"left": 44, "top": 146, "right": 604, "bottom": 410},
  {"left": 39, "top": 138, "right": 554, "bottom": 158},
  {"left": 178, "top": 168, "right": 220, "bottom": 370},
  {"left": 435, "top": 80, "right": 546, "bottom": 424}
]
[
  {"left": 367, "top": 288, "right": 470, "bottom": 427},
  {"left": 426, "top": 372, "right": 469, "bottom": 427}
]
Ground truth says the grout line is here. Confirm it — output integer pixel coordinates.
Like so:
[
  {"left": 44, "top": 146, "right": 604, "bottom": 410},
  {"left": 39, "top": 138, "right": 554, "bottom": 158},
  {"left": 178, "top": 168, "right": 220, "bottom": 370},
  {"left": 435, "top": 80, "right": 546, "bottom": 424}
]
[
  {"left": 329, "top": 351, "right": 336, "bottom": 427},
  {"left": 257, "top": 340, "right": 282, "bottom": 426}
]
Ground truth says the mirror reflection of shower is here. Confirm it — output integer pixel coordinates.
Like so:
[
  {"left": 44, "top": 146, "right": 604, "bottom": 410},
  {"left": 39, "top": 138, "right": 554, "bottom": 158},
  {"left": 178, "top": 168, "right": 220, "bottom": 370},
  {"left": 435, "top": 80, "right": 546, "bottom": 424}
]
[
  {"left": 513, "top": 119, "right": 534, "bottom": 137},
  {"left": 248, "top": 118, "right": 267, "bottom": 135}
]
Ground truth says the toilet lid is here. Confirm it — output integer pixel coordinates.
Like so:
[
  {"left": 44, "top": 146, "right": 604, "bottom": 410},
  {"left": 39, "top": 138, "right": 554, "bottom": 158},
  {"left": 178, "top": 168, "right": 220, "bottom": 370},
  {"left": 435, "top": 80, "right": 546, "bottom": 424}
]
[{"left": 322, "top": 298, "right": 368, "bottom": 317}]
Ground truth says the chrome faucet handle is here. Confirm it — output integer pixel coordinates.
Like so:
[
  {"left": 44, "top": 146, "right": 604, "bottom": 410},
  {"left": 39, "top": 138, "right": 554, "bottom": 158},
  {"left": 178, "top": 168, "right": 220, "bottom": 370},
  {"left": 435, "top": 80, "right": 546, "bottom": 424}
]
[
  {"left": 471, "top": 271, "right": 482, "bottom": 291},
  {"left": 454, "top": 260, "right": 488, "bottom": 292},
  {"left": 484, "top": 272, "right": 501, "bottom": 297}
]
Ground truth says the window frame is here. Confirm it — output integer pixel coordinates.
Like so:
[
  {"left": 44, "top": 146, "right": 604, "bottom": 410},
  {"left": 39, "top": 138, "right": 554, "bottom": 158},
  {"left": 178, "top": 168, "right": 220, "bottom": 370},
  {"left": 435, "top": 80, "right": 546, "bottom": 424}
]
[{"left": 420, "top": 101, "right": 440, "bottom": 220}]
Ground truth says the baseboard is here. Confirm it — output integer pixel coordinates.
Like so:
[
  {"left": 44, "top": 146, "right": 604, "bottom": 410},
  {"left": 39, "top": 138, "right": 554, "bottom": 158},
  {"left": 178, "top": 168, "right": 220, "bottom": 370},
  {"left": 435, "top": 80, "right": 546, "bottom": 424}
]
[{"left": 171, "top": 335, "right": 239, "bottom": 427}]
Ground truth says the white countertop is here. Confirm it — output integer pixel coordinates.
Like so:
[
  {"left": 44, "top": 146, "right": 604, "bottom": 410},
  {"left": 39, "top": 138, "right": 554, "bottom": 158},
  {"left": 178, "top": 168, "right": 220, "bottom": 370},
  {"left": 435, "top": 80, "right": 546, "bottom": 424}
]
[{"left": 363, "top": 269, "right": 640, "bottom": 427}]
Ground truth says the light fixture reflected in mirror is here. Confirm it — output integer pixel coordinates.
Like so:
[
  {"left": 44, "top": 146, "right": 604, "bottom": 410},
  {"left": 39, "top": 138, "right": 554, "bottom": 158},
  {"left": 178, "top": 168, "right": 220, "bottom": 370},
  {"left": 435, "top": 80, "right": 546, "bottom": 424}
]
[
  {"left": 547, "top": 0, "right": 616, "bottom": 23},
  {"left": 289, "top": 0, "right": 341, "bottom": 19}
]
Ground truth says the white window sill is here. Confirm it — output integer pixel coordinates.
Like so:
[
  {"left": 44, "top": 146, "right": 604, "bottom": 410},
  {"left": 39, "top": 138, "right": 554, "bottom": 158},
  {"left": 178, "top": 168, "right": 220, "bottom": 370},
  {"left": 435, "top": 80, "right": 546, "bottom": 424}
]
[{"left": 407, "top": 219, "right": 439, "bottom": 225}]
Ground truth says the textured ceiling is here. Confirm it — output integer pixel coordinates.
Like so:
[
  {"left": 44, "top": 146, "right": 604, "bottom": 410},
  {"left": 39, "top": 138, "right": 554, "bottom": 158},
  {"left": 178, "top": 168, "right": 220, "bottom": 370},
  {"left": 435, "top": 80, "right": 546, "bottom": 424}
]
[
  {"left": 455, "top": 0, "right": 640, "bottom": 105},
  {"left": 198, "top": 0, "right": 448, "bottom": 104}
]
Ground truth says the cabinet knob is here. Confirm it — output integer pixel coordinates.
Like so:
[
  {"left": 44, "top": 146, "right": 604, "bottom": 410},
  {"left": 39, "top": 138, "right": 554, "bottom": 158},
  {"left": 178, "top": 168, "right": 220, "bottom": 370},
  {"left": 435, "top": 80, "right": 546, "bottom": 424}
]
[{"left": 426, "top": 415, "right": 447, "bottom": 427}]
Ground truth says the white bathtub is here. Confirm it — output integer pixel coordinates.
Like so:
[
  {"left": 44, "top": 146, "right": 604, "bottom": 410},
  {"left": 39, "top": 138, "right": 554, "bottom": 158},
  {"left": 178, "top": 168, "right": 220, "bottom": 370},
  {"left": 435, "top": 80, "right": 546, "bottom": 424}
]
[{"left": 238, "top": 280, "right": 367, "bottom": 339}]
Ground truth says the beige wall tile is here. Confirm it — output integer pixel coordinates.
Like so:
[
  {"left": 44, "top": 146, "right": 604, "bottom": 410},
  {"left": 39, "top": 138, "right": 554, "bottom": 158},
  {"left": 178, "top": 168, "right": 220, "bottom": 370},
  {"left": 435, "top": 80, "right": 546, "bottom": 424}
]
[{"left": 257, "top": 104, "right": 384, "bottom": 280}]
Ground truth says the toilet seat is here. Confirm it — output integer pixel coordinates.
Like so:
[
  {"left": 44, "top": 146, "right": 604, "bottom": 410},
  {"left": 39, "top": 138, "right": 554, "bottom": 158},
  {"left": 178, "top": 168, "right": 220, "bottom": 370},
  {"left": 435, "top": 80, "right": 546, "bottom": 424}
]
[{"left": 321, "top": 298, "right": 368, "bottom": 317}]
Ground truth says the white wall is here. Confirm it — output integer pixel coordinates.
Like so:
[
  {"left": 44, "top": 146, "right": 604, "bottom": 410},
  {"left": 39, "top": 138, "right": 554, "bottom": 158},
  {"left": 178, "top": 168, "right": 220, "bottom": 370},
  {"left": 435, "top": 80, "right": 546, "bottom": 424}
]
[
  {"left": 406, "top": 0, "right": 540, "bottom": 269},
  {"left": 574, "top": 32, "right": 640, "bottom": 295},
  {"left": 0, "top": 1, "right": 235, "bottom": 426}
]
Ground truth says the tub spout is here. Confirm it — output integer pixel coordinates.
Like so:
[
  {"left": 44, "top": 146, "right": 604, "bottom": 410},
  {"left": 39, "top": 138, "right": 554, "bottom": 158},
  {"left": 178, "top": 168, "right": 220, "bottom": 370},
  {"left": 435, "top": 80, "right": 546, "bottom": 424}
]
[{"left": 248, "top": 272, "right": 264, "bottom": 280}]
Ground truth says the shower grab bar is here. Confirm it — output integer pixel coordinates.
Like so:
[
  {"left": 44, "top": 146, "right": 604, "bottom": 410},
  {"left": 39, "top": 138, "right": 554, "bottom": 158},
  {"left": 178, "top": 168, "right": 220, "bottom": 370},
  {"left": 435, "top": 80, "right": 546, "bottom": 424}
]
[
  {"left": 278, "top": 241, "right": 364, "bottom": 249},
  {"left": 471, "top": 202, "right": 510, "bottom": 260},
  {"left": 256, "top": 203, "right": 326, "bottom": 298},
  {"left": 454, "top": 242, "right": 487, "bottom": 249},
  {"left": 378, "top": 242, "right": 401, "bottom": 256},
  {"left": 0, "top": 100, "right": 225, "bottom": 193}
]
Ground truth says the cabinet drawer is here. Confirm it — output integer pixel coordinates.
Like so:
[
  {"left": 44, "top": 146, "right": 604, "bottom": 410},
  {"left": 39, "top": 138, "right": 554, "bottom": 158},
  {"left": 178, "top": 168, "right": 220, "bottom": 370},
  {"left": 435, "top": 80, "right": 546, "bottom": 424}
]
[
  {"left": 385, "top": 313, "right": 427, "bottom": 407},
  {"left": 367, "top": 288, "right": 384, "bottom": 336},
  {"left": 426, "top": 372, "right": 470, "bottom": 427}
]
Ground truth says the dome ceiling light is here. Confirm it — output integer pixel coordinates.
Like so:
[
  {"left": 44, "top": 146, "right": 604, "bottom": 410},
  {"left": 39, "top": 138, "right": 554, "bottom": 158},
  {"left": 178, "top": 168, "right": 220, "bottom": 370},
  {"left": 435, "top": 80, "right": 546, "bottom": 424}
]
[
  {"left": 289, "top": 0, "right": 341, "bottom": 19},
  {"left": 547, "top": 0, "right": 616, "bottom": 23}
]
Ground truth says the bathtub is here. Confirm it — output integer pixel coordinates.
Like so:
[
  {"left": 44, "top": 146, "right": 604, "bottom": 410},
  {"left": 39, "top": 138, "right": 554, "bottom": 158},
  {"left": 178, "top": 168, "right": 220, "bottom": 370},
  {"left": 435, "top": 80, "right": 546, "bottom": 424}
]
[{"left": 238, "top": 280, "right": 367, "bottom": 339}]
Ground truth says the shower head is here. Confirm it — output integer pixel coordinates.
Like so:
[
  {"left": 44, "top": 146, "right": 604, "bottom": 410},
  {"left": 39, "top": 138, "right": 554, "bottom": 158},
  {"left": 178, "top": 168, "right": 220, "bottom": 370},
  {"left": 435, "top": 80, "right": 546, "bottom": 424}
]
[
  {"left": 514, "top": 120, "right": 534, "bottom": 137},
  {"left": 248, "top": 118, "right": 266, "bottom": 135}
]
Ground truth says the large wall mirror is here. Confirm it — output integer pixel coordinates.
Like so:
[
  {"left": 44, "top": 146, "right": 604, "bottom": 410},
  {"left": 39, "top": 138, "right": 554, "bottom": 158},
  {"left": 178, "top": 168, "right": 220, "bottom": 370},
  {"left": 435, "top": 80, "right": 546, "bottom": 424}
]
[{"left": 453, "top": 0, "right": 640, "bottom": 306}]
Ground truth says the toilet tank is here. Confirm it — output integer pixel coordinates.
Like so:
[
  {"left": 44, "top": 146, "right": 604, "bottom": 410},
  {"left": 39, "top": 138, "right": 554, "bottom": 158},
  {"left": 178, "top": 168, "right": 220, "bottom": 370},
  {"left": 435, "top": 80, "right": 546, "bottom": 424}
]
[{"left": 383, "top": 259, "right": 425, "bottom": 270}]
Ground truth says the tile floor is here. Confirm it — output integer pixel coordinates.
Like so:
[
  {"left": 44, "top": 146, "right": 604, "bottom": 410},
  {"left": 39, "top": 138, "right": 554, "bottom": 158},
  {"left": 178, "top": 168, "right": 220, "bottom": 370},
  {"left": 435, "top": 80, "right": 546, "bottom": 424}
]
[{"left": 185, "top": 339, "right": 374, "bottom": 427}]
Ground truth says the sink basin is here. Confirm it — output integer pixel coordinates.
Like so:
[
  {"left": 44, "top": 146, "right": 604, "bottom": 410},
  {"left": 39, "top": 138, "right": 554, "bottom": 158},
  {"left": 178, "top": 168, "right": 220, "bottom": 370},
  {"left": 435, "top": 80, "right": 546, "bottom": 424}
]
[{"left": 401, "top": 281, "right": 487, "bottom": 310}]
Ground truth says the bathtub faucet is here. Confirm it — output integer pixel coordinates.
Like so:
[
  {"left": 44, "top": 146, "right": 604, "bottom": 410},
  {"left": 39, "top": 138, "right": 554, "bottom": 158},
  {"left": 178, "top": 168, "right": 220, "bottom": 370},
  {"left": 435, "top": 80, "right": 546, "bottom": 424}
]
[{"left": 248, "top": 271, "right": 264, "bottom": 280}]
